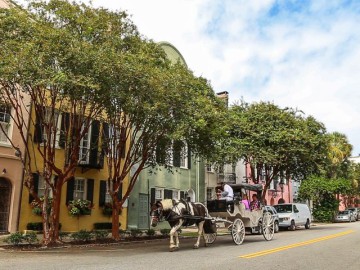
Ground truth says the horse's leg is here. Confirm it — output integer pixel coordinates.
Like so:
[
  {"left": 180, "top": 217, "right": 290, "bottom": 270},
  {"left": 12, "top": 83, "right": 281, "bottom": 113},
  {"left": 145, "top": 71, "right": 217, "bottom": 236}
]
[
  {"left": 169, "top": 220, "right": 183, "bottom": 252},
  {"left": 194, "top": 221, "right": 205, "bottom": 249}
]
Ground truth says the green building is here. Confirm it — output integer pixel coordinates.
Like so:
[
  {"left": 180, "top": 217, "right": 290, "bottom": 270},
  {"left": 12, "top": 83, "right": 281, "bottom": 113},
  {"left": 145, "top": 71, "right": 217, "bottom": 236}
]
[{"left": 127, "top": 42, "right": 206, "bottom": 230}]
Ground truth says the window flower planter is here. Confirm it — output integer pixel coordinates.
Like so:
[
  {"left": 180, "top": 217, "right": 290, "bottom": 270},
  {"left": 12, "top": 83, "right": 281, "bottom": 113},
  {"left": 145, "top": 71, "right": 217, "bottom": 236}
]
[{"left": 68, "top": 199, "right": 93, "bottom": 216}]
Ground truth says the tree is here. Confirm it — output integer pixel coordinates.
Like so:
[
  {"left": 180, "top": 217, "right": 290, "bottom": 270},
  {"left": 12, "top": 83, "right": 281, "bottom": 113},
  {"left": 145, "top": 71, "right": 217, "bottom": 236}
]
[
  {"left": 223, "top": 101, "right": 328, "bottom": 200},
  {"left": 325, "top": 131, "right": 353, "bottom": 179},
  {"left": 1, "top": 0, "right": 226, "bottom": 243},
  {"left": 100, "top": 40, "right": 227, "bottom": 239},
  {"left": 298, "top": 176, "right": 353, "bottom": 222},
  {"left": 0, "top": 0, "right": 139, "bottom": 245}
]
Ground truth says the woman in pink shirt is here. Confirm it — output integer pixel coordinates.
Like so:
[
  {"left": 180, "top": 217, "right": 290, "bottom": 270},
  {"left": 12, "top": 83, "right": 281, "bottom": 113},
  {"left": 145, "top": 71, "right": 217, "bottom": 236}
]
[{"left": 241, "top": 194, "right": 250, "bottom": 210}]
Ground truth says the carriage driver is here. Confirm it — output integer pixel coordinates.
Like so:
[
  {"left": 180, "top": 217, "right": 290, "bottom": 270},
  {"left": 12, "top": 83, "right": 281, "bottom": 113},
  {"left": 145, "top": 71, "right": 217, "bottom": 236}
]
[{"left": 219, "top": 182, "right": 234, "bottom": 201}]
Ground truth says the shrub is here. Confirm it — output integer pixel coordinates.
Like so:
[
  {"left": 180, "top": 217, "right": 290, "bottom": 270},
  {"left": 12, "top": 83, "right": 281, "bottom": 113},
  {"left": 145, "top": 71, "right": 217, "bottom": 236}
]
[
  {"left": 22, "top": 231, "right": 39, "bottom": 244},
  {"left": 93, "top": 222, "right": 120, "bottom": 230},
  {"left": 93, "top": 230, "right": 109, "bottom": 240},
  {"left": 160, "top": 228, "right": 170, "bottom": 236},
  {"left": 145, "top": 229, "right": 156, "bottom": 236},
  {"left": 130, "top": 229, "right": 142, "bottom": 237},
  {"left": 4, "top": 232, "right": 23, "bottom": 246},
  {"left": 119, "top": 229, "right": 128, "bottom": 238},
  {"left": 59, "top": 231, "right": 70, "bottom": 240},
  {"left": 70, "top": 230, "right": 93, "bottom": 242}
]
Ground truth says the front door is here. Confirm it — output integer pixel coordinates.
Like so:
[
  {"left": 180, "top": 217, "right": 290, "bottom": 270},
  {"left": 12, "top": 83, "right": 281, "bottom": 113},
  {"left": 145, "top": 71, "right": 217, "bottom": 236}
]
[
  {"left": 138, "top": 193, "right": 149, "bottom": 229},
  {"left": 0, "top": 178, "right": 11, "bottom": 232}
]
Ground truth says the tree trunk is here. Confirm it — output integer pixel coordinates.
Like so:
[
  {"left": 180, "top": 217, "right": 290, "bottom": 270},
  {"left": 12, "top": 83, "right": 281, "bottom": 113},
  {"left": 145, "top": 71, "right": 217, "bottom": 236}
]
[{"left": 111, "top": 203, "right": 121, "bottom": 241}]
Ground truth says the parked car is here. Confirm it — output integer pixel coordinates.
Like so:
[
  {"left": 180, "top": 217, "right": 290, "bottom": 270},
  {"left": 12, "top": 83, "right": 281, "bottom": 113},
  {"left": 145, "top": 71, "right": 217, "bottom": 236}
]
[
  {"left": 273, "top": 203, "right": 311, "bottom": 231},
  {"left": 264, "top": 205, "right": 280, "bottom": 233},
  {"left": 346, "top": 207, "right": 359, "bottom": 221},
  {"left": 334, "top": 210, "right": 355, "bottom": 222}
]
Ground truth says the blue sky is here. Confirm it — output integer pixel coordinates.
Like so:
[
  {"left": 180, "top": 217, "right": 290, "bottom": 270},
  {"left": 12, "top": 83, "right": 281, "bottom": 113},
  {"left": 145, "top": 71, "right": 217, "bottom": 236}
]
[{"left": 17, "top": 0, "right": 360, "bottom": 156}]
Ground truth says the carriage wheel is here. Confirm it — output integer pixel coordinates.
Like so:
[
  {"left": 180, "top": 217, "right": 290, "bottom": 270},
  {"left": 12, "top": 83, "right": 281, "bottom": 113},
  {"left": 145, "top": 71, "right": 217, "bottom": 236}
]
[
  {"left": 231, "top": 218, "right": 245, "bottom": 245},
  {"left": 204, "top": 233, "right": 217, "bottom": 244},
  {"left": 262, "top": 212, "right": 275, "bottom": 241}
]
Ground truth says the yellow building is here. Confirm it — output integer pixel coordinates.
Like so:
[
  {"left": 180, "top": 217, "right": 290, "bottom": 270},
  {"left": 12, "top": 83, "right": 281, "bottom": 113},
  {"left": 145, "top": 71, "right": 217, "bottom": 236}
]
[{"left": 18, "top": 110, "right": 129, "bottom": 233}]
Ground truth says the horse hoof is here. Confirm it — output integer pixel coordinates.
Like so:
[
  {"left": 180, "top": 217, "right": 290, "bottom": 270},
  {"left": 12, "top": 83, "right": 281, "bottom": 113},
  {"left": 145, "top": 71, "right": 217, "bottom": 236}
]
[
  {"left": 169, "top": 247, "right": 177, "bottom": 252},
  {"left": 193, "top": 245, "right": 199, "bottom": 249}
]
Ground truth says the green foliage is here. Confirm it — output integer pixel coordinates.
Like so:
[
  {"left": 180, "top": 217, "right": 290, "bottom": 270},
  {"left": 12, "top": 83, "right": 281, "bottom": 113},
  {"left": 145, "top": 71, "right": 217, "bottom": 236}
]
[
  {"left": 3, "top": 232, "right": 23, "bottom": 246},
  {"left": 145, "top": 229, "right": 156, "bottom": 236},
  {"left": 22, "top": 232, "right": 39, "bottom": 244},
  {"left": 223, "top": 101, "right": 328, "bottom": 197},
  {"left": 70, "top": 230, "right": 93, "bottom": 242},
  {"left": 102, "top": 203, "right": 113, "bottom": 216},
  {"left": 299, "top": 176, "right": 354, "bottom": 222},
  {"left": 129, "top": 229, "right": 143, "bottom": 237},
  {"left": 93, "top": 230, "right": 109, "bottom": 240},
  {"left": 160, "top": 228, "right": 171, "bottom": 236},
  {"left": 30, "top": 197, "right": 53, "bottom": 216},
  {"left": 67, "top": 199, "right": 93, "bottom": 216},
  {"left": 59, "top": 231, "right": 70, "bottom": 240}
]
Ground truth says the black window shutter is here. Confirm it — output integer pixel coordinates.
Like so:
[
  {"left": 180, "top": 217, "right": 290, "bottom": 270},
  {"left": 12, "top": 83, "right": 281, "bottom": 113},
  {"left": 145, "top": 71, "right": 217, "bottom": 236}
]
[
  {"left": 120, "top": 127, "right": 127, "bottom": 158},
  {"left": 150, "top": 188, "right": 155, "bottom": 204},
  {"left": 187, "top": 146, "right": 191, "bottom": 169},
  {"left": 164, "top": 189, "right": 172, "bottom": 199},
  {"left": 156, "top": 138, "right": 168, "bottom": 164},
  {"left": 86, "top": 179, "right": 94, "bottom": 204},
  {"left": 66, "top": 177, "right": 75, "bottom": 204},
  {"left": 29, "top": 173, "right": 39, "bottom": 203},
  {"left": 102, "top": 122, "right": 109, "bottom": 155},
  {"left": 117, "top": 183, "right": 123, "bottom": 201},
  {"left": 89, "top": 120, "right": 100, "bottom": 167},
  {"left": 99, "top": 180, "right": 107, "bottom": 207},
  {"left": 59, "top": 112, "right": 69, "bottom": 148},
  {"left": 173, "top": 141, "right": 182, "bottom": 167},
  {"left": 33, "top": 110, "right": 43, "bottom": 143},
  {"left": 180, "top": 191, "right": 185, "bottom": 200}
]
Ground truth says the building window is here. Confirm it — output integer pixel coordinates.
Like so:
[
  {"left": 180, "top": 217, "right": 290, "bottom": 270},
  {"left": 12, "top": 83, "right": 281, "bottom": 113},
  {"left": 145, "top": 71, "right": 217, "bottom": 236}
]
[
  {"left": 105, "top": 182, "right": 112, "bottom": 203},
  {"left": 155, "top": 188, "right": 163, "bottom": 200},
  {"left": 206, "top": 163, "right": 214, "bottom": 172},
  {"left": 42, "top": 108, "right": 62, "bottom": 146},
  {"left": 172, "top": 190, "right": 179, "bottom": 200},
  {"left": 108, "top": 124, "right": 120, "bottom": 159},
  {"left": 74, "top": 178, "right": 86, "bottom": 200},
  {"left": 180, "top": 143, "right": 188, "bottom": 169},
  {"left": 0, "top": 105, "right": 11, "bottom": 143},
  {"left": 79, "top": 123, "right": 92, "bottom": 164},
  {"left": 207, "top": 188, "right": 213, "bottom": 200}
]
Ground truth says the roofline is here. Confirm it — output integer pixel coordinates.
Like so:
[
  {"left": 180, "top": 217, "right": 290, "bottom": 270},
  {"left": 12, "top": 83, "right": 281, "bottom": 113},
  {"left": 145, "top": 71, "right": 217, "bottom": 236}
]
[{"left": 158, "top": 41, "right": 188, "bottom": 68}]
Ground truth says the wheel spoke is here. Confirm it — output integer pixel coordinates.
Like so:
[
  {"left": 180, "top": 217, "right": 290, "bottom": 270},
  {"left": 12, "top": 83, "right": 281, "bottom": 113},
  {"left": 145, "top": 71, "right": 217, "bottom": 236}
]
[
  {"left": 231, "top": 218, "right": 245, "bottom": 245},
  {"left": 262, "top": 212, "right": 274, "bottom": 241}
]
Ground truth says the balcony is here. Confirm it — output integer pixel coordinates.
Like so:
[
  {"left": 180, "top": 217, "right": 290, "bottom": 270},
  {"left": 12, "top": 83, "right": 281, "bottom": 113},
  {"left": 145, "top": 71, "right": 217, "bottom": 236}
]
[{"left": 217, "top": 173, "right": 236, "bottom": 184}]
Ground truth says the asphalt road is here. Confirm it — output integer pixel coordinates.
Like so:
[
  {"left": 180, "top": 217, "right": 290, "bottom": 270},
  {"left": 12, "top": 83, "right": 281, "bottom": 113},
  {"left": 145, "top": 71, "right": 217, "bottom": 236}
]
[{"left": 1, "top": 222, "right": 359, "bottom": 270}]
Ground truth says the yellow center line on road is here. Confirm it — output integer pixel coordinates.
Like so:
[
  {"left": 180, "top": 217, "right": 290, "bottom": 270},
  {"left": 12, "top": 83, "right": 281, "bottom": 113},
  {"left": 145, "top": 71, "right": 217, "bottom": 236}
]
[{"left": 240, "top": 230, "right": 355, "bottom": 259}]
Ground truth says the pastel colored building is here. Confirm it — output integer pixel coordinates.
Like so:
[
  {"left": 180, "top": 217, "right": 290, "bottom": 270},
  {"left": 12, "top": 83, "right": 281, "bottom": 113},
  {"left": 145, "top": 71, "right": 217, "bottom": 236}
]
[{"left": 127, "top": 42, "right": 206, "bottom": 230}]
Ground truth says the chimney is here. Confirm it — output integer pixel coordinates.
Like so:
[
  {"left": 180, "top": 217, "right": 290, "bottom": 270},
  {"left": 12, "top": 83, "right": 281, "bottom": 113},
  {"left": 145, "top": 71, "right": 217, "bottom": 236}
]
[{"left": 216, "top": 91, "right": 229, "bottom": 108}]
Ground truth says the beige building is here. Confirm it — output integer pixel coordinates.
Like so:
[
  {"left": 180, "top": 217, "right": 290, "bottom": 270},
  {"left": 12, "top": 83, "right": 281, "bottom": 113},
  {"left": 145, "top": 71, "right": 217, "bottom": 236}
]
[{"left": 0, "top": 0, "right": 29, "bottom": 233}]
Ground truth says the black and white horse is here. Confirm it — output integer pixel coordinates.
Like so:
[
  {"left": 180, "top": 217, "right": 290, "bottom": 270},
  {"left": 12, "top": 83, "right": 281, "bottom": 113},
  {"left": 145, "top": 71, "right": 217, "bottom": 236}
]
[{"left": 150, "top": 199, "right": 209, "bottom": 251}]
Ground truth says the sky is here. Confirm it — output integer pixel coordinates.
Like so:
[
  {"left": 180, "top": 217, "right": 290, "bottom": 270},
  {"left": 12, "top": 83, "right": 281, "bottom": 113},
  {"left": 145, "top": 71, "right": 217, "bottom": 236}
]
[{"left": 17, "top": 0, "right": 360, "bottom": 156}]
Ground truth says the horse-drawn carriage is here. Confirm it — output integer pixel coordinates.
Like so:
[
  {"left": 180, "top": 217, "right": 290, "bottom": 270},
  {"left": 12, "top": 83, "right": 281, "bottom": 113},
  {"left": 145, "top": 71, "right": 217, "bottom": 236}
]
[
  {"left": 150, "top": 183, "right": 274, "bottom": 251},
  {"left": 203, "top": 183, "right": 275, "bottom": 245}
]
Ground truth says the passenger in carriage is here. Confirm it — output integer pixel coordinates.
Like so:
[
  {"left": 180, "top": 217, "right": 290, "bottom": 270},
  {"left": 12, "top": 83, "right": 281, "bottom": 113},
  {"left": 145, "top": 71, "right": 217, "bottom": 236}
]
[
  {"left": 241, "top": 194, "right": 250, "bottom": 210},
  {"left": 250, "top": 194, "right": 261, "bottom": 211}
]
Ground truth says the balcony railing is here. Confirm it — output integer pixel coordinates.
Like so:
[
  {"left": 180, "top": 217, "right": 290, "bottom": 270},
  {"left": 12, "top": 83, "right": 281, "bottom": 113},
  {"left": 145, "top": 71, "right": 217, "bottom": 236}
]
[{"left": 217, "top": 173, "right": 236, "bottom": 184}]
